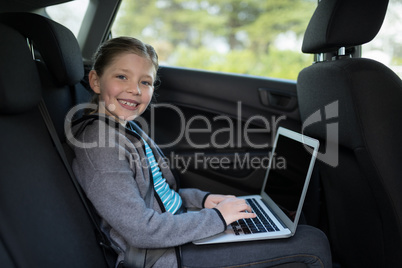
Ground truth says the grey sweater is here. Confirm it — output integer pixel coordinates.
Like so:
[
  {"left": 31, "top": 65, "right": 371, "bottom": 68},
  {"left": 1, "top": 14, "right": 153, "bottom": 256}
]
[{"left": 70, "top": 116, "right": 226, "bottom": 267}]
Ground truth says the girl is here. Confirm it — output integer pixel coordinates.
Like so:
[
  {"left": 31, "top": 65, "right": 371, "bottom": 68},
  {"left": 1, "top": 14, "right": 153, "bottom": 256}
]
[{"left": 70, "top": 36, "right": 331, "bottom": 267}]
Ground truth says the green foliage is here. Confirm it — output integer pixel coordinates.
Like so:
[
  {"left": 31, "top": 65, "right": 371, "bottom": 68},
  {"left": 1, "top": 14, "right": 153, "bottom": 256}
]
[
  {"left": 171, "top": 46, "right": 313, "bottom": 80},
  {"left": 112, "top": 0, "right": 317, "bottom": 80}
]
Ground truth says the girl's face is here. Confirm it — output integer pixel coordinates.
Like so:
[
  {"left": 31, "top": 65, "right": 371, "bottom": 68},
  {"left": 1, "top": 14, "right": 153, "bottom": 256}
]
[{"left": 89, "top": 52, "right": 155, "bottom": 122}]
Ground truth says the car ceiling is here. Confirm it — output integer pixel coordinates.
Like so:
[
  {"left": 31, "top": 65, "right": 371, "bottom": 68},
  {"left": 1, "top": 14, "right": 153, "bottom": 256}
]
[{"left": 0, "top": 0, "right": 70, "bottom": 11}]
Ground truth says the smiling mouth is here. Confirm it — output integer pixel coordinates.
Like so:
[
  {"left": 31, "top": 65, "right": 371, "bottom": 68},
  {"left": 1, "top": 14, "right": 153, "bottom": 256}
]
[{"left": 118, "top": 99, "right": 139, "bottom": 108}]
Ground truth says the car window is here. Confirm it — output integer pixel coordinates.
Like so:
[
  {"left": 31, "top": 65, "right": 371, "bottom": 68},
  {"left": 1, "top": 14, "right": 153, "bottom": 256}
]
[
  {"left": 111, "top": 0, "right": 317, "bottom": 80},
  {"left": 364, "top": 0, "right": 402, "bottom": 78},
  {"left": 46, "top": 0, "right": 89, "bottom": 38}
]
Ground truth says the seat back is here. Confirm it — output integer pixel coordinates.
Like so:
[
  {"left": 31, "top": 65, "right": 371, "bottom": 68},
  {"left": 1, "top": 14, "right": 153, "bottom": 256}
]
[
  {"left": 297, "top": 0, "right": 402, "bottom": 267},
  {"left": 0, "top": 15, "right": 108, "bottom": 268},
  {"left": 0, "top": 12, "right": 93, "bottom": 140}
]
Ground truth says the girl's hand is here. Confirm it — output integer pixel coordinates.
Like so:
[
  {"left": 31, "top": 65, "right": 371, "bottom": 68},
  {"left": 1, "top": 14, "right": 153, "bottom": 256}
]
[
  {"left": 215, "top": 197, "right": 256, "bottom": 225},
  {"left": 204, "top": 194, "right": 235, "bottom": 209}
]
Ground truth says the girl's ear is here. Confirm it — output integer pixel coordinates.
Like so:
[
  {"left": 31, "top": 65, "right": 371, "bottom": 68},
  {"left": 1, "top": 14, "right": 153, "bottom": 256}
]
[{"left": 88, "top": 70, "right": 101, "bottom": 94}]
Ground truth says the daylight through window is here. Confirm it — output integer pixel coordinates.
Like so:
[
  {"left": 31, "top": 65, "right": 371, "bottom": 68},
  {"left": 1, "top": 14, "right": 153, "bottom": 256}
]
[{"left": 112, "top": 0, "right": 316, "bottom": 80}]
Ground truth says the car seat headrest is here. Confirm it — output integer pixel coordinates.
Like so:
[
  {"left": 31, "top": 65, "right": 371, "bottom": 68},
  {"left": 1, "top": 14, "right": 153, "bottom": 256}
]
[
  {"left": 0, "top": 24, "right": 42, "bottom": 114},
  {"left": 302, "top": 0, "right": 389, "bottom": 54},
  {"left": 0, "top": 12, "right": 84, "bottom": 86}
]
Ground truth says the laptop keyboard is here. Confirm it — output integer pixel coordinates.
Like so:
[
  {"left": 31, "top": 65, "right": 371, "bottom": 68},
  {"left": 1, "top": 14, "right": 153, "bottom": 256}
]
[{"left": 230, "top": 198, "right": 280, "bottom": 235}]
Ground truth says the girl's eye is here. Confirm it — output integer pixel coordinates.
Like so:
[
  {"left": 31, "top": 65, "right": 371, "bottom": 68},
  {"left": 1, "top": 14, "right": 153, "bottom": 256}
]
[{"left": 141, "top": 81, "right": 152, "bottom": 86}]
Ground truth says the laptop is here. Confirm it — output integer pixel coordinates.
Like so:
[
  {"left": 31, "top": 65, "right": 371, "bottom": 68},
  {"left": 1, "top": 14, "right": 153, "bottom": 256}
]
[{"left": 193, "top": 127, "right": 319, "bottom": 245}]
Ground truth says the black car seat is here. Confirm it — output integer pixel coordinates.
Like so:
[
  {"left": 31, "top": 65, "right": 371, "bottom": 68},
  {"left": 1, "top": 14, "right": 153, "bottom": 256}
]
[
  {"left": 0, "top": 12, "right": 313, "bottom": 268},
  {"left": 0, "top": 16, "right": 109, "bottom": 267},
  {"left": 0, "top": 12, "right": 93, "bottom": 140},
  {"left": 297, "top": 0, "right": 402, "bottom": 267}
]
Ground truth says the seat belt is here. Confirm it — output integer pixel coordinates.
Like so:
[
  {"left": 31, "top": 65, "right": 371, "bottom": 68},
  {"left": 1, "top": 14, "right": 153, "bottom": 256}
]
[
  {"left": 122, "top": 176, "right": 152, "bottom": 268},
  {"left": 123, "top": 179, "right": 168, "bottom": 268},
  {"left": 123, "top": 122, "right": 168, "bottom": 268},
  {"left": 38, "top": 99, "right": 117, "bottom": 267},
  {"left": 39, "top": 100, "right": 167, "bottom": 268}
]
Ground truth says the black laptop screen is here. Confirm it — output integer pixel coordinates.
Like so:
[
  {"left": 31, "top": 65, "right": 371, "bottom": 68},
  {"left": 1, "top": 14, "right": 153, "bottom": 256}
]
[{"left": 263, "top": 134, "right": 314, "bottom": 222}]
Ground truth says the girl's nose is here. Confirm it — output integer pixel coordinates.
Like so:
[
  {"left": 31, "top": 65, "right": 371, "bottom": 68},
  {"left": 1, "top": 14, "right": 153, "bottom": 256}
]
[{"left": 126, "top": 84, "right": 141, "bottom": 95}]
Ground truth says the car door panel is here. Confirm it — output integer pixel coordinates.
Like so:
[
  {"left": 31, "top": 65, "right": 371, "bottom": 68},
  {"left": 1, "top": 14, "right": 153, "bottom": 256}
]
[{"left": 140, "top": 66, "right": 302, "bottom": 195}]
